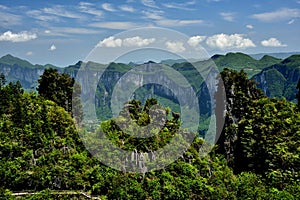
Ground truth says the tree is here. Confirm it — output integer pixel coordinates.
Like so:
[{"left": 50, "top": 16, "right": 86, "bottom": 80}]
[
  {"left": 72, "top": 82, "right": 83, "bottom": 125},
  {"left": 37, "top": 68, "right": 80, "bottom": 116},
  {"left": 215, "top": 69, "right": 300, "bottom": 189},
  {"left": 215, "top": 68, "right": 264, "bottom": 169},
  {"left": 297, "top": 78, "right": 300, "bottom": 109},
  {"left": 0, "top": 73, "right": 6, "bottom": 88},
  {"left": 0, "top": 77, "right": 24, "bottom": 121},
  {"left": 237, "top": 98, "right": 300, "bottom": 188}
]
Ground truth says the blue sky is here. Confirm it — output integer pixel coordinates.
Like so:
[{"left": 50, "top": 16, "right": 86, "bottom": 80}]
[{"left": 0, "top": 0, "right": 299, "bottom": 66}]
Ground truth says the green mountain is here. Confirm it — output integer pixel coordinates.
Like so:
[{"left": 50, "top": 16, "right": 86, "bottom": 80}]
[
  {"left": 0, "top": 53, "right": 298, "bottom": 105},
  {"left": 253, "top": 54, "right": 300, "bottom": 101},
  {"left": 211, "top": 52, "right": 282, "bottom": 77},
  {"left": 0, "top": 54, "right": 60, "bottom": 89},
  {"left": 250, "top": 51, "right": 300, "bottom": 60}
]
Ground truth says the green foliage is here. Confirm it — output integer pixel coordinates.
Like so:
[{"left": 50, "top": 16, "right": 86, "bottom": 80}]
[
  {"left": 212, "top": 52, "right": 281, "bottom": 77},
  {"left": 98, "top": 98, "right": 180, "bottom": 153},
  {"left": 237, "top": 98, "right": 300, "bottom": 188},
  {"left": 38, "top": 68, "right": 74, "bottom": 113},
  {"left": 264, "top": 68, "right": 286, "bottom": 98},
  {"left": 236, "top": 172, "right": 267, "bottom": 199},
  {"left": 0, "top": 72, "right": 6, "bottom": 88},
  {"left": 0, "top": 70, "right": 300, "bottom": 199},
  {"left": 37, "top": 68, "right": 83, "bottom": 124},
  {"left": 216, "top": 68, "right": 265, "bottom": 167},
  {"left": 254, "top": 54, "right": 300, "bottom": 101},
  {"left": 297, "top": 78, "right": 300, "bottom": 109},
  {"left": 216, "top": 68, "right": 300, "bottom": 197},
  {"left": 0, "top": 187, "right": 13, "bottom": 199},
  {"left": 0, "top": 78, "right": 86, "bottom": 192}
]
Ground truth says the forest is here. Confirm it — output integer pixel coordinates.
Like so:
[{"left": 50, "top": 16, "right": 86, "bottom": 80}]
[{"left": 0, "top": 64, "right": 300, "bottom": 199}]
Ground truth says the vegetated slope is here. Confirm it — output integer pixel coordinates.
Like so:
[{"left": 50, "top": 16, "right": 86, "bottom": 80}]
[
  {"left": 1, "top": 70, "right": 300, "bottom": 199},
  {"left": 253, "top": 54, "right": 300, "bottom": 101},
  {"left": 0, "top": 52, "right": 282, "bottom": 91},
  {"left": 0, "top": 54, "right": 60, "bottom": 89},
  {"left": 211, "top": 52, "right": 282, "bottom": 77},
  {"left": 250, "top": 51, "right": 300, "bottom": 60},
  {"left": 0, "top": 52, "right": 297, "bottom": 109}
]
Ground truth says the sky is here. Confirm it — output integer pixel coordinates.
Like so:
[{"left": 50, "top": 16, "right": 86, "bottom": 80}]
[{"left": 0, "top": 0, "right": 299, "bottom": 66}]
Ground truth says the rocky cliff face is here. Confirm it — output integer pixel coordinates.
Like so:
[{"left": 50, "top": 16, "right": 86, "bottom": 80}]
[
  {"left": 1, "top": 53, "right": 299, "bottom": 112},
  {"left": 0, "top": 54, "right": 62, "bottom": 89},
  {"left": 0, "top": 63, "right": 44, "bottom": 89},
  {"left": 253, "top": 55, "right": 300, "bottom": 101},
  {"left": 73, "top": 61, "right": 211, "bottom": 121}
]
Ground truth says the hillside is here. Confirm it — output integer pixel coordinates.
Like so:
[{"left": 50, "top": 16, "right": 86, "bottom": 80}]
[
  {"left": 211, "top": 52, "right": 282, "bottom": 77},
  {"left": 253, "top": 54, "right": 300, "bottom": 101},
  {"left": 0, "top": 67, "right": 299, "bottom": 199},
  {"left": 0, "top": 53, "right": 298, "bottom": 104},
  {"left": 0, "top": 54, "right": 60, "bottom": 89},
  {"left": 250, "top": 52, "right": 300, "bottom": 60}
]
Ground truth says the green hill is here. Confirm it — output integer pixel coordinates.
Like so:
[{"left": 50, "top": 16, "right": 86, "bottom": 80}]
[
  {"left": 253, "top": 54, "right": 300, "bottom": 101},
  {"left": 0, "top": 52, "right": 298, "bottom": 105},
  {"left": 212, "top": 52, "right": 282, "bottom": 77},
  {"left": 0, "top": 54, "right": 60, "bottom": 89}
]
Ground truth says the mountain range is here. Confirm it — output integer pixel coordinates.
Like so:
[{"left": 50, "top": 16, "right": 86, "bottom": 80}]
[{"left": 0, "top": 52, "right": 299, "bottom": 107}]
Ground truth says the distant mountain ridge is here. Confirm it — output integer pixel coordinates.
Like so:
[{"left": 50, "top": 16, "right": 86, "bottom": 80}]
[
  {"left": 0, "top": 53, "right": 299, "bottom": 103},
  {"left": 0, "top": 54, "right": 61, "bottom": 89},
  {"left": 250, "top": 52, "right": 300, "bottom": 60},
  {"left": 253, "top": 54, "right": 300, "bottom": 101},
  {"left": 210, "top": 52, "right": 282, "bottom": 77}
]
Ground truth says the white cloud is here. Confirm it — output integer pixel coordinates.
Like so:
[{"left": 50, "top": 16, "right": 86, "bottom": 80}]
[
  {"left": 142, "top": 10, "right": 204, "bottom": 27},
  {"left": 261, "top": 38, "right": 287, "bottom": 47},
  {"left": 97, "top": 36, "right": 122, "bottom": 47},
  {"left": 252, "top": 8, "right": 300, "bottom": 22},
  {"left": 123, "top": 36, "right": 155, "bottom": 47},
  {"left": 0, "top": 31, "right": 37, "bottom": 42},
  {"left": 246, "top": 24, "right": 254, "bottom": 29},
  {"left": 26, "top": 51, "right": 33, "bottom": 56},
  {"left": 0, "top": 11, "right": 22, "bottom": 27},
  {"left": 0, "top": 5, "right": 8, "bottom": 10},
  {"left": 206, "top": 33, "right": 256, "bottom": 49},
  {"left": 102, "top": 3, "right": 116, "bottom": 12},
  {"left": 79, "top": 2, "right": 94, "bottom": 6},
  {"left": 89, "top": 22, "right": 142, "bottom": 30},
  {"left": 27, "top": 10, "right": 60, "bottom": 22},
  {"left": 97, "top": 36, "right": 155, "bottom": 47},
  {"left": 143, "top": 10, "right": 164, "bottom": 20},
  {"left": 288, "top": 19, "right": 295, "bottom": 24},
  {"left": 188, "top": 35, "right": 206, "bottom": 47},
  {"left": 119, "top": 5, "right": 135, "bottom": 12},
  {"left": 51, "top": 27, "right": 100, "bottom": 35},
  {"left": 141, "top": 0, "right": 158, "bottom": 8},
  {"left": 49, "top": 44, "right": 57, "bottom": 51},
  {"left": 156, "top": 19, "right": 204, "bottom": 27},
  {"left": 43, "top": 5, "right": 84, "bottom": 19},
  {"left": 220, "top": 12, "right": 235, "bottom": 22},
  {"left": 165, "top": 41, "right": 186, "bottom": 53},
  {"left": 79, "top": 2, "right": 103, "bottom": 17},
  {"left": 162, "top": 1, "right": 196, "bottom": 11}
]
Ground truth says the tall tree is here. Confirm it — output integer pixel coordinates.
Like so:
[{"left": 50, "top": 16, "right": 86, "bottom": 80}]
[
  {"left": 0, "top": 75, "right": 24, "bottom": 120},
  {"left": 0, "top": 73, "right": 6, "bottom": 88},
  {"left": 237, "top": 98, "right": 300, "bottom": 188},
  {"left": 297, "top": 78, "right": 300, "bottom": 109},
  {"left": 37, "top": 68, "right": 74, "bottom": 113},
  {"left": 72, "top": 82, "right": 83, "bottom": 125},
  {"left": 215, "top": 68, "right": 264, "bottom": 169}
]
